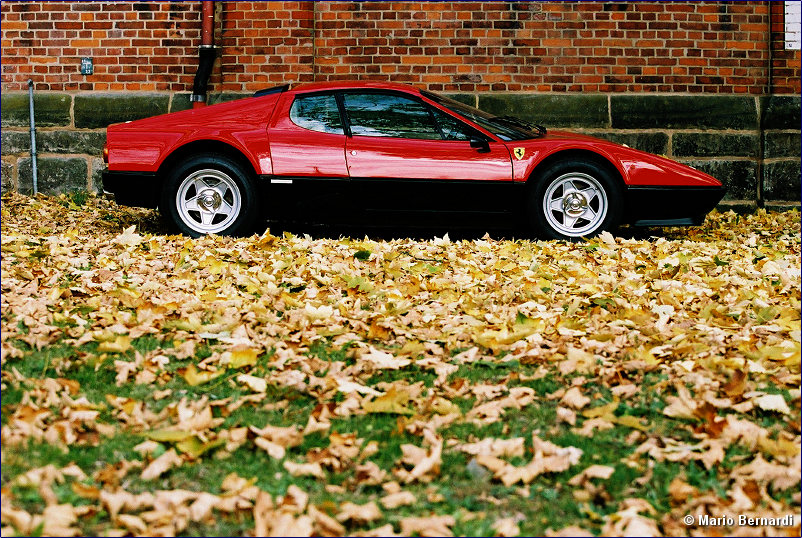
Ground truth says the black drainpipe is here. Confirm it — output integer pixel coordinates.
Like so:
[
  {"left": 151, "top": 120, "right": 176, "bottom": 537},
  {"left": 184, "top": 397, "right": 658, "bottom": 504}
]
[
  {"left": 191, "top": 1, "right": 217, "bottom": 108},
  {"left": 757, "top": 2, "right": 774, "bottom": 209}
]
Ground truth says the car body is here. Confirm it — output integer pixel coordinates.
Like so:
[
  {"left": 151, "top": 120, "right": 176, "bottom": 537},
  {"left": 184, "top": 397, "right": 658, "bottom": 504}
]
[{"left": 103, "top": 81, "right": 725, "bottom": 238}]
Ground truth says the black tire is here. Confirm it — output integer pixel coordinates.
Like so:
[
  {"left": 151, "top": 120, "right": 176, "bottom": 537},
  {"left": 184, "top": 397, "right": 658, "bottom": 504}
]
[
  {"left": 527, "top": 158, "right": 622, "bottom": 240},
  {"left": 160, "top": 154, "right": 261, "bottom": 238}
]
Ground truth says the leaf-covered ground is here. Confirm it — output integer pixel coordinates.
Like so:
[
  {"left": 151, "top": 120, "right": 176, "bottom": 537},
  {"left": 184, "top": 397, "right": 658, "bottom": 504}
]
[{"left": 1, "top": 192, "right": 800, "bottom": 537}]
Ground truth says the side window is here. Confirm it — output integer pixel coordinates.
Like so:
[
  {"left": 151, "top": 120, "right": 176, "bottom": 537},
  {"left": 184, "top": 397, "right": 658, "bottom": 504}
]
[
  {"left": 343, "top": 93, "right": 441, "bottom": 139},
  {"left": 289, "top": 94, "right": 344, "bottom": 135},
  {"left": 430, "top": 107, "right": 475, "bottom": 141}
]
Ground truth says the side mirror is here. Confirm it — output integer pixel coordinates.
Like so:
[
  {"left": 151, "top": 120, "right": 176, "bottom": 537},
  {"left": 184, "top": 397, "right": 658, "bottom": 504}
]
[{"left": 469, "top": 138, "right": 490, "bottom": 153}]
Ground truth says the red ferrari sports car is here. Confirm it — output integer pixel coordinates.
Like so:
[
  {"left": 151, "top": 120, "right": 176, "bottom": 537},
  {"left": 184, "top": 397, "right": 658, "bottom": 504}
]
[{"left": 103, "top": 81, "right": 724, "bottom": 239}]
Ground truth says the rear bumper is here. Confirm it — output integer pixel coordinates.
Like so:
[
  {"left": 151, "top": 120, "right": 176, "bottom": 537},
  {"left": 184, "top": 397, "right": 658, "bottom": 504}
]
[
  {"left": 625, "top": 186, "right": 726, "bottom": 227},
  {"left": 102, "top": 170, "right": 160, "bottom": 209}
]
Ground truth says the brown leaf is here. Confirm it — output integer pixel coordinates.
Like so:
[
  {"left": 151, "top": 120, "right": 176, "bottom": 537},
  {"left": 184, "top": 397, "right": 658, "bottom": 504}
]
[
  {"left": 335, "top": 501, "right": 383, "bottom": 524},
  {"left": 283, "top": 461, "right": 326, "bottom": 479},
  {"left": 141, "top": 449, "right": 183, "bottom": 480},
  {"left": 380, "top": 491, "right": 416, "bottom": 509},
  {"left": 400, "top": 515, "right": 455, "bottom": 537}
]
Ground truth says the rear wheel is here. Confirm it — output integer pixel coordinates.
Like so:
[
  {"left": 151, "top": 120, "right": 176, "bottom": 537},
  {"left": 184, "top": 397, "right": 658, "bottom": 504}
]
[
  {"left": 528, "top": 159, "right": 622, "bottom": 240},
  {"left": 161, "top": 154, "right": 260, "bottom": 237}
]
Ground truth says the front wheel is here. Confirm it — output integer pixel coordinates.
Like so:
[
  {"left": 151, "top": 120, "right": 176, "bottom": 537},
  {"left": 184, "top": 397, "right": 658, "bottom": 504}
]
[
  {"left": 528, "top": 159, "right": 622, "bottom": 240},
  {"left": 161, "top": 154, "right": 260, "bottom": 237}
]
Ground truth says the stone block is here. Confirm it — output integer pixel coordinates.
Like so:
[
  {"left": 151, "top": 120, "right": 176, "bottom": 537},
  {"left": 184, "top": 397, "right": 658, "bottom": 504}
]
[
  {"left": 170, "top": 93, "right": 193, "bottom": 112},
  {"left": 1, "top": 160, "right": 14, "bottom": 193},
  {"left": 761, "top": 95, "right": 801, "bottom": 130},
  {"left": 38, "top": 131, "right": 107, "bottom": 156},
  {"left": 763, "top": 160, "right": 801, "bottom": 201},
  {"left": 764, "top": 201, "right": 801, "bottom": 212},
  {"left": 18, "top": 157, "right": 88, "bottom": 195},
  {"left": 443, "top": 93, "right": 477, "bottom": 107},
  {"left": 680, "top": 159, "right": 757, "bottom": 201},
  {"left": 764, "top": 132, "right": 801, "bottom": 159},
  {"left": 74, "top": 93, "right": 169, "bottom": 129},
  {"left": 716, "top": 200, "right": 757, "bottom": 214},
  {"left": 90, "top": 158, "right": 105, "bottom": 193},
  {"left": 1, "top": 93, "right": 71, "bottom": 127},
  {"left": 1, "top": 131, "right": 31, "bottom": 155},
  {"left": 588, "top": 132, "right": 669, "bottom": 155},
  {"left": 672, "top": 133, "right": 758, "bottom": 158},
  {"left": 477, "top": 94, "right": 608, "bottom": 128},
  {"left": 208, "top": 93, "right": 251, "bottom": 105},
  {"left": 611, "top": 95, "right": 757, "bottom": 130}
]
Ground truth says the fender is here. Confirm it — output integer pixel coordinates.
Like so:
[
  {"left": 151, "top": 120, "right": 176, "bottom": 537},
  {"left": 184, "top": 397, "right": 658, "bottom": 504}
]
[{"left": 106, "top": 93, "right": 282, "bottom": 175}]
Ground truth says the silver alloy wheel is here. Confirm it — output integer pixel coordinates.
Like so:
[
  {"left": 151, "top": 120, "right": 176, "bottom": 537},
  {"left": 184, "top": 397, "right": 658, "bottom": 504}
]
[
  {"left": 543, "top": 172, "right": 608, "bottom": 237},
  {"left": 176, "top": 168, "right": 241, "bottom": 235}
]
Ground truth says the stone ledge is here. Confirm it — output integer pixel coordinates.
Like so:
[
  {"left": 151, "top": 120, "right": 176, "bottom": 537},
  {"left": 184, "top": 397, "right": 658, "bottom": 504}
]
[
  {"left": 761, "top": 95, "right": 801, "bottom": 130},
  {"left": 764, "top": 201, "right": 801, "bottom": 212},
  {"left": 477, "top": 94, "right": 608, "bottom": 128},
  {"left": 716, "top": 199, "right": 758, "bottom": 213},
  {"left": 1, "top": 93, "right": 72, "bottom": 128},
  {"left": 611, "top": 95, "right": 757, "bottom": 130},
  {"left": 716, "top": 200, "right": 800, "bottom": 213},
  {"left": 169, "top": 92, "right": 254, "bottom": 113},
  {"left": 2, "top": 130, "right": 107, "bottom": 156},
  {"left": 673, "top": 133, "right": 758, "bottom": 158},
  {"left": 74, "top": 93, "right": 169, "bottom": 129},
  {"left": 578, "top": 131, "right": 669, "bottom": 155}
]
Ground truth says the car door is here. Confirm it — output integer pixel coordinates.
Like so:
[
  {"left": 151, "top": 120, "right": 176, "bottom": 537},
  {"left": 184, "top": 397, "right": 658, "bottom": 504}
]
[
  {"left": 267, "top": 91, "right": 348, "bottom": 178},
  {"left": 341, "top": 92, "right": 514, "bottom": 211}
]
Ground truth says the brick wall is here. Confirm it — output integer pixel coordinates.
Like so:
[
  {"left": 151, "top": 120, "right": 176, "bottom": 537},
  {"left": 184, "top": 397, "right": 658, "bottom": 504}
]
[
  {"left": 1, "top": 1, "right": 800, "bottom": 206},
  {"left": 2, "top": 1, "right": 800, "bottom": 94},
  {"left": 1, "top": 1, "right": 200, "bottom": 91}
]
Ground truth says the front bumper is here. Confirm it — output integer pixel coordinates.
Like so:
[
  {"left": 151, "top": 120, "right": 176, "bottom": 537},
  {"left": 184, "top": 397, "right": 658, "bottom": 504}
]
[
  {"left": 625, "top": 186, "right": 726, "bottom": 226},
  {"left": 102, "top": 170, "right": 160, "bottom": 209}
]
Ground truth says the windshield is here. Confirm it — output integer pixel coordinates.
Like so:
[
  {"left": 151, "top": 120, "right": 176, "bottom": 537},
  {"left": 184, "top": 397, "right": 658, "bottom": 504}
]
[{"left": 421, "top": 90, "right": 543, "bottom": 141}]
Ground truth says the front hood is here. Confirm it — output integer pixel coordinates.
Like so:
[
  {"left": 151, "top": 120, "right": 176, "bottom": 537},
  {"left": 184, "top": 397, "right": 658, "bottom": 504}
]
[{"left": 508, "top": 130, "right": 722, "bottom": 188}]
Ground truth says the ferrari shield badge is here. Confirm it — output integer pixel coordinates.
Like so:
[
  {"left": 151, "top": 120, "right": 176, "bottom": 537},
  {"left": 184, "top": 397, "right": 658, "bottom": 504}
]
[{"left": 513, "top": 147, "right": 525, "bottom": 160}]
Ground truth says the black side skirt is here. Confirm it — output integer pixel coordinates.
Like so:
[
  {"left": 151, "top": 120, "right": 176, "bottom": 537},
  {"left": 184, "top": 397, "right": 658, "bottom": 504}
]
[
  {"left": 102, "top": 170, "right": 160, "bottom": 209},
  {"left": 624, "top": 186, "right": 726, "bottom": 227}
]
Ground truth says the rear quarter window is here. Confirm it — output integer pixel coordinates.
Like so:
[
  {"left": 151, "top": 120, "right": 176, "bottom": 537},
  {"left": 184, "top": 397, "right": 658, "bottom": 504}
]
[{"left": 289, "top": 94, "right": 344, "bottom": 135}]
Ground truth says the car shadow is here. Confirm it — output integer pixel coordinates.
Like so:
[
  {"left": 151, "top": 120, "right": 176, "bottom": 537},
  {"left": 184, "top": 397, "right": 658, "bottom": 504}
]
[
  {"left": 130, "top": 208, "right": 671, "bottom": 243},
  {"left": 263, "top": 211, "right": 526, "bottom": 241},
  {"left": 268, "top": 222, "right": 523, "bottom": 241}
]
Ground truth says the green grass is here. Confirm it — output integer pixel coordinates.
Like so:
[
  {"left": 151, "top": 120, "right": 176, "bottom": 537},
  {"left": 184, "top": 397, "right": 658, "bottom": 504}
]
[{"left": 2, "top": 196, "right": 798, "bottom": 536}]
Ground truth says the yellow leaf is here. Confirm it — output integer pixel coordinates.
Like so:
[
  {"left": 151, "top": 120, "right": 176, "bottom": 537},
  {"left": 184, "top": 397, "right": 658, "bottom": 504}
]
[
  {"left": 363, "top": 387, "right": 414, "bottom": 416},
  {"left": 97, "top": 335, "right": 131, "bottom": 353},
  {"left": 176, "top": 435, "right": 225, "bottom": 458},
  {"left": 227, "top": 346, "right": 260, "bottom": 369},
  {"left": 430, "top": 397, "right": 461, "bottom": 416},
  {"left": 181, "top": 364, "right": 223, "bottom": 386},
  {"left": 146, "top": 429, "right": 194, "bottom": 443},
  {"left": 582, "top": 400, "right": 618, "bottom": 419},
  {"left": 614, "top": 415, "right": 650, "bottom": 432}
]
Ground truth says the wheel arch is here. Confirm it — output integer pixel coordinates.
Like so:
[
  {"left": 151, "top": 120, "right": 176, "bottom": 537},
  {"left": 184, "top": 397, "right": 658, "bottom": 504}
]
[
  {"left": 156, "top": 139, "right": 259, "bottom": 182},
  {"left": 526, "top": 148, "right": 626, "bottom": 190}
]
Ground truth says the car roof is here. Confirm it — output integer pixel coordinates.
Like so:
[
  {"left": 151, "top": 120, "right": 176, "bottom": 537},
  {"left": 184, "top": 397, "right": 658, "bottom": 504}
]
[{"left": 290, "top": 80, "right": 421, "bottom": 95}]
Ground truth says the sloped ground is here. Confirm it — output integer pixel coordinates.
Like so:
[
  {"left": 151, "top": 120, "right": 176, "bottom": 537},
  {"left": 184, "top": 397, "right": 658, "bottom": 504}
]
[{"left": 1, "top": 192, "right": 800, "bottom": 536}]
